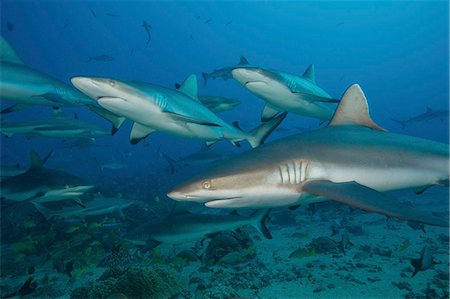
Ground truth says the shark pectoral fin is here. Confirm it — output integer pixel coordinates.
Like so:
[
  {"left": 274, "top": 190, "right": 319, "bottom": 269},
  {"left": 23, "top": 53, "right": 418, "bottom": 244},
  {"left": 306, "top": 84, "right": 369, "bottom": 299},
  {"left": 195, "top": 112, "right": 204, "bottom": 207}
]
[
  {"left": 251, "top": 209, "right": 272, "bottom": 239},
  {"left": 177, "top": 74, "right": 200, "bottom": 102},
  {"left": 1, "top": 103, "right": 31, "bottom": 114},
  {"left": 261, "top": 104, "right": 282, "bottom": 122},
  {"left": 412, "top": 185, "right": 433, "bottom": 195},
  {"left": 87, "top": 105, "right": 126, "bottom": 135},
  {"left": 329, "top": 84, "right": 386, "bottom": 131},
  {"left": 130, "top": 123, "right": 156, "bottom": 145},
  {"left": 163, "top": 111, "right": 221, "bottom": 127},
  {"left": 302, "top": 180, "right": 449, "bottom": 227},
  {"left": 38, "top": 92, "right": 66, "bottom": 103},
  {"left": 248, "top": 111, "right": 288, "bottom": 148},
  {"left": 72, "top": 197, "right": 86, "bottom": 208},
  {"left": 206, "top": 140, "right": 219, "bottom": 148},
  {"left": 294, "top": 92, "right": 340, "bottom": 103}
]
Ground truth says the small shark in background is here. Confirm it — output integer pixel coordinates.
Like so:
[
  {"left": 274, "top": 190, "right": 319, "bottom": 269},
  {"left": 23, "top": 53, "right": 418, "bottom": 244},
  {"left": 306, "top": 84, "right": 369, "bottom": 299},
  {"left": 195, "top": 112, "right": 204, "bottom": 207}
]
[
  {"left": 71, "top": 74, "right": 286, "bottom": 147},
  {"left": 232, "top": 64, "right": 339, "bottom": 122},
  {"left": 1, "top": 111, "right": 112, "bottom": 139},
  {"left": 87, "top": 55, "right": 114, "bottom": 62},
  {"left": 174, "top": 83, "right": 241, "bottom": 113},
  {"left": 161, "top": 145, "right": 232, "bottom": 174},
  {"left": 168, "top": 84, "right": 449, "bottom": 227},
  {"left": 142, "top": 21, "right": 152, "bottom": 48},
  {"left": 124, "top": 205, "right": 272, "bottom": 248},
  {"left": 411, "top": 245, "right": 434, "bottom": 277},
  {"left": 201, "top": 56, "right": 249, "bottom": 87},
  {"left": 1, "top": 150, "right": 94, "bottom": 204},
  {"left": 33, "top": 193, "right": 136, "bottom": 220},
  {"left": 391, "top": 107, "right": 449, "bottom": 129},
  {"left": 94, "top": 157, "right": 128, "bottom": 172},
  {"left": 7, "top": 22, "right": 14, "bottom": 32},
  {"left": 0, "top": 36, "right": 125, "bottom": 132}
]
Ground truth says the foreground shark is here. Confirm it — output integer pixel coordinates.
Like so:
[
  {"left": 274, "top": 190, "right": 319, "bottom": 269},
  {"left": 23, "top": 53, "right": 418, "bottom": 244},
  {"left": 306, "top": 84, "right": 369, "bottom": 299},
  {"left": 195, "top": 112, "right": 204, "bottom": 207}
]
[
  {"left": 391, "top": 106, "right": 449, "bottom": 129},
  {"left": 1, "top": 151, "right": 94, "bottom": 203},
  {"left": 201, "top": 56, "right": 249, "bottom": 87},
  {"left": 71, "top": 74, "right": 286, "bottom": 147},
  {"left": 1, "top": 112, "right": 111, "bottom": 139},
  {"left": 168, "top": 84, "right": 449, "bottom": 227},
  {"left": 232, "top": 64, "right": 338, "bottom": 122},
  {"left": 124, "top": 206, "right": 271, "bottom": 247},
  {"left": 0, "top": 36, "right": 125, "bottom": 132}
]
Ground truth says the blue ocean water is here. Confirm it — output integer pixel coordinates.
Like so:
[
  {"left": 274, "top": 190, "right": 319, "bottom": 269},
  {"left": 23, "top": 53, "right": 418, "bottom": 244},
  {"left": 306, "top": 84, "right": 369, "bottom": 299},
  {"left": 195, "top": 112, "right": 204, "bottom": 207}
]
[{"left": 0, "top": 1, "right": 448, "bottom": 298}]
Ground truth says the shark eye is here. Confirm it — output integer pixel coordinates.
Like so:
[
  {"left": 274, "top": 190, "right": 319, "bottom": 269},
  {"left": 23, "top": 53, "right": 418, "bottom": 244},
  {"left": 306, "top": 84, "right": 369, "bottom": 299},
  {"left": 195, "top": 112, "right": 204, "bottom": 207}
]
[
  {"left": 108, "top": 80, "right": 116, "bottom": 87},
  {"left": 202, "top": 180, "right": 211, "bottom": 190}
]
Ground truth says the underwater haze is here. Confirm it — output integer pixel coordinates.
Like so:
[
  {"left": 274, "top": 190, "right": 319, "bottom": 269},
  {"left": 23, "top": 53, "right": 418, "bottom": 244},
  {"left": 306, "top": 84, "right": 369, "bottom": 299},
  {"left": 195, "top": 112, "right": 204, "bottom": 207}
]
[{"left": 0, "top": 1, "right": 449, "bottom": 298}]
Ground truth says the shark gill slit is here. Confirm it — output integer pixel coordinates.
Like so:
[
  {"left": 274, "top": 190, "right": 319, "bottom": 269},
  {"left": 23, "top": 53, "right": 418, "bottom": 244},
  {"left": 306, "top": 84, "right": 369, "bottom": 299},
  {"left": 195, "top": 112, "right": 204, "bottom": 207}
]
[{"left": 278, "top": 159, "right": 308, "bottom": 185}]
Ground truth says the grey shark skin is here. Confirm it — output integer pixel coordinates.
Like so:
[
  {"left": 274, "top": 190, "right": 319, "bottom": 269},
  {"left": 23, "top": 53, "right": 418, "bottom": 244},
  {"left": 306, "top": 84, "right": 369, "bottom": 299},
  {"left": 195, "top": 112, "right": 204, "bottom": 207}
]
[
  {"left": 232, "top": 64, "right": 338, "bottom": 122},
  {"left": 1, "top": 151, "right": 94, "bottom": 203},
  {"left": 125, "top": 207, "right": 271, "bottom": 245},
  {"left": 71, "top": 74, "right": 285, "bottom": 147},
  {"left": 391, "top": 106, "right": 449, "bottom": 129},
  {"left": 168, "top": 84, "right": 449, "bottom": 227},
  {"left": 202, "top": 56, "right": 249, "bottom": 87}
]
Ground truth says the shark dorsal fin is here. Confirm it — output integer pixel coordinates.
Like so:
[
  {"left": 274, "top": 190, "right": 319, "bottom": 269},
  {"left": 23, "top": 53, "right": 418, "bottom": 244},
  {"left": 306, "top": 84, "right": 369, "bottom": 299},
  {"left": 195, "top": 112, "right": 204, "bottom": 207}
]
[
  {"left": 302, "top": 64, "right": 315, "bottom": 83},
  {"left": 177, "top": 74, "right": 200, "bottom": 102},
  {"left": 29, "top": 151, "right": 44, "bottom": 169},
  {"left": 238, "top": 56, "right": 249, "bottom": 65},
  {"left": 329, "top": 84, "right": 386, "bottom": 131},
  {"left": 0, "top": 36, "right": 24, "bottom": 64}
]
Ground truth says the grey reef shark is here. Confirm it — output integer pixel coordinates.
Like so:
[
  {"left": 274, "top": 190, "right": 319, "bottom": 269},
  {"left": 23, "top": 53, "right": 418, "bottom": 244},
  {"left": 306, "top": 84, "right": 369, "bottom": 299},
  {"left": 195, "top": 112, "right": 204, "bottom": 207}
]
[{"left": 168, "top": 84, "right": 449, "bottom": 228}]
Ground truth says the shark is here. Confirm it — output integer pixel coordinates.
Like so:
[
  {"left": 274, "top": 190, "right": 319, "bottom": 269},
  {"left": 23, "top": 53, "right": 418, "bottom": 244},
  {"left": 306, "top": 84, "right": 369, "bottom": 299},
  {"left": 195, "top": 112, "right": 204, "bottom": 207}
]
[
  {"left": 1, "top": 151, "right": 94, "bottom": 204},
  {"left": 391, "top": 106, "right": 449, "bottom": 129},
  {"left": 1, "top": 112, "right": 111, "bottom": 139},
  {"left": 174, "top": 83, "right": 241, "bottom": 113},
  {"left": 33, "top": 193, "right": 136, "bottom": 220},
  {"left": 231, "top": 64, "right": 339, "bottom": 122},
  {"left": 168, "top": 84, "right": 449, "bottom": 227},
  {"left": 71, "top": 74, "right": 286, "bottom": 147},
  {"left": 201, "top": 56, "right": 249, "bottom": 87},
  {"left": 161, "top": 145, "right": 232, "bottom": 174},
  {"left": 0, "top": 36, "right": 125, "bottom": 132},
  {"left": 124, "top": 206, "right": 271, "bottom": 247}
]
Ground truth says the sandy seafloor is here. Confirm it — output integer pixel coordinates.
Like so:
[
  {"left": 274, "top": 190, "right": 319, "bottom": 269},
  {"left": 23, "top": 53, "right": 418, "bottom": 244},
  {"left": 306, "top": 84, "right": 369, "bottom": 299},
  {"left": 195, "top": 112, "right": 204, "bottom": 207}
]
[{"left": 1, "top": 187, "right": 448, "bottom": 299}]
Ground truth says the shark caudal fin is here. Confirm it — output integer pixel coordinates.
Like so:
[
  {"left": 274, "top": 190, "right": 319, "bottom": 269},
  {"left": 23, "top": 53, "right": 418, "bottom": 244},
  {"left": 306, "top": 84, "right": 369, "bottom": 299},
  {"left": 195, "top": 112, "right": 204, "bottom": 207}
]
[
  {"left": 160, "top": 152, "right": 176, "bottom": 175},
  {"left": 247, "top": 112, "right": 287, "bottom": 148},
  {"left": 391, "top": 118, "right": 408, "bottom": 129},
  {"left": 32, "top": 203, "right": 55, "bottom": 220},
  {"left": 87, "top": 105, "right": 126, "bottom": 135},
  {"left": 201, "top": 73, "right": 209, "bottom": 87},
  {"left": 0, "top": 36, "right": 24, "bottom": 64},
  {"left": 250, "top": 209, "right": 272, "bottom": 239}
]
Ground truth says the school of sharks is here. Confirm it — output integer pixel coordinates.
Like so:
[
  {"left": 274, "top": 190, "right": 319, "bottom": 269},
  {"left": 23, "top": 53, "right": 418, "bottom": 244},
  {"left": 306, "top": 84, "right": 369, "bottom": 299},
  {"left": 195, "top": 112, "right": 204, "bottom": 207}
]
[{"left": 0, "top": 3, "right": 449, "bottom": 298}]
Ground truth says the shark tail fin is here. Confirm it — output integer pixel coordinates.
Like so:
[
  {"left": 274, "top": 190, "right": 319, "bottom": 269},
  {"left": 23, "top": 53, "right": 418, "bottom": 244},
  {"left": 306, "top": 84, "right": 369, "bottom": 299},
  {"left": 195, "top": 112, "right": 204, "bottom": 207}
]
[
  {"left": 161, "top": 152, "right": 176, "bottom": 175},
  {"left": 391, "top": 118, "right": 407, "bottom": 129},
  {"left": 247, "top": 112, "right": 287, "bottom": 148},
  {"left": 32, "top": 203, "right": 54, "bottom": 220},
  {"left": 201, "top": 73, "right": 209, "bottom": 87},
  {"left": 87, "top": 105, "right": 126, "bottom": 135},
  {"left": 251, "top": 209, "right": 272, "bottom": 239}
]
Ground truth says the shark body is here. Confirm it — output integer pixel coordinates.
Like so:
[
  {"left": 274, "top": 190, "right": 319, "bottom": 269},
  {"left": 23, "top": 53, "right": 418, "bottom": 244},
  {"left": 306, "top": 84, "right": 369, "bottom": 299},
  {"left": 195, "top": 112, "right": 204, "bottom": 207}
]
[
  {"left": 232, "top": 65, "right": 338, "bottom": 122},
  {"left": 391, "top": 106, "right": 449, "bottom": 129},
  {"left": 71, "top": 75, "right": 285, "bottom": 147},
  {"left": 168, "top": 84, "right": 449, "bottom": 227}
]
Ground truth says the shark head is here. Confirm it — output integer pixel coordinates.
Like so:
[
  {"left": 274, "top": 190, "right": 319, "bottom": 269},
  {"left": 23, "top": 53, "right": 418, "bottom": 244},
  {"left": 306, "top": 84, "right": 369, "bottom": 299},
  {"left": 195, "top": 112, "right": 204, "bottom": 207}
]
[
  {"left": 71, "top": 77, "right": 160, "bottom": 120},
  {"left": 232, "top": 67, "right": 291, "bottom": 102},
  {"left": 167, "top": 155, "right": 299, "bottom": 209}
]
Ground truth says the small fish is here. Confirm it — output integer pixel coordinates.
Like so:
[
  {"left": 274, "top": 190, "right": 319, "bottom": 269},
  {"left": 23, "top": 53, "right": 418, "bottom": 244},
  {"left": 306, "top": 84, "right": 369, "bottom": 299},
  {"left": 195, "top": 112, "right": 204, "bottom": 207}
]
[
  {"left": 411, "top": 245, "right": 434, "bottom": 277},
  {"left": 225, "top": 20, "right": 232, "bottom": 25},
  {"left": 89, "top": 8, "right": 96, "bottom": 18},
  {"left": 7, "top": 22, "right": 14, "bottom": 31},
  {"left": 204, "top": 18, "right": 212, "bottom": 24},
  {"left": 130, "top": 47, "right": 134, "bottom": 56},
  {"left": 337, "top": 22, "right": 344, "bottom": 27},
  {"left": 106, "top": 13, "right": 119, "bottom": 17},
  {"left": 142, "top": 21, "right": 152, "bottom": 48},
  {"left": 87, "top": 55, "right": 114, "bottom": 62}
]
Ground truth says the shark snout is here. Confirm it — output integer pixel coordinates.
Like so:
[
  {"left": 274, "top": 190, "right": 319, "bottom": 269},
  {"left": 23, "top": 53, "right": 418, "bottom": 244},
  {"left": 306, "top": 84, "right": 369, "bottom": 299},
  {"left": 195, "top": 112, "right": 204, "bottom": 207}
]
[
  {"left": 71, "top": 77, "right": 117, "bottom": 99},
  {"left": 231, "top": 68, "right": 267, "bottom": 86}
]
